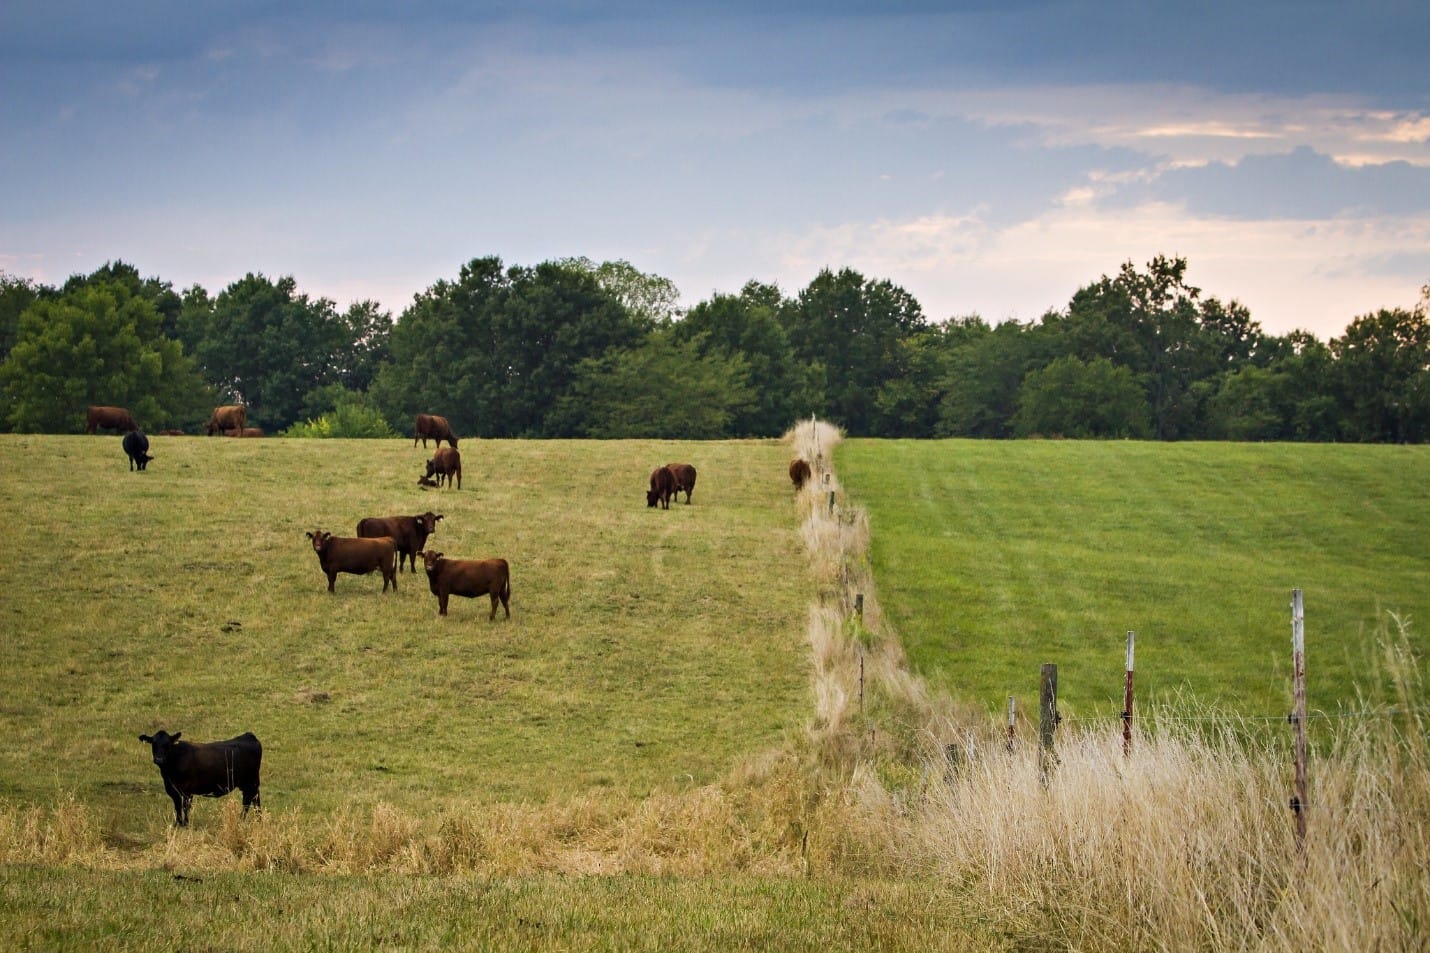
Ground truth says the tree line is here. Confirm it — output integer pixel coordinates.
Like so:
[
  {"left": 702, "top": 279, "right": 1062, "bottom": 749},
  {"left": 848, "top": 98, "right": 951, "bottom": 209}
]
[{"left": 0, "top": 254, "right": 1425, "bottom": 442}]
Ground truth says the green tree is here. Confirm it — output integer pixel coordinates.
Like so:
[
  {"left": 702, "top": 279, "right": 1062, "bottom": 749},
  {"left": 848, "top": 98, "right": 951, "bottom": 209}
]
[
  {"left": 937, "top": 317, "right": 1058, "bottom": 438},
  {"left": 1012, "top": 355, "right": 1152, "bottom": 438},
  {"left": 559, "top": 257, "right": 681, "bottom": 326},
  {"left": 181, "top": 274, "right": 362, "bottom": 432},
  {"left": 63, "top": 261, "right": 183, "bottom": 339},
  {"left": 781, "top": 268, "right": 926, "bottom": 435},
  {"left": 554, "top": 330, "right": 755, "bottom": 438},
  {"left": 0, "top": 273, "right": 44, "bottom": 371},
  {"left": 675, "top": 281, "right": 818, "bottom": 435},
  {"left": 370, "top": 257, "right": 647, "bottom": 438},
  {"left": 0, "top": 278, "right": 210, "bottom": 432},
  {"left": 1330, "top": 294, "right": 1430, "bottom": 442}
]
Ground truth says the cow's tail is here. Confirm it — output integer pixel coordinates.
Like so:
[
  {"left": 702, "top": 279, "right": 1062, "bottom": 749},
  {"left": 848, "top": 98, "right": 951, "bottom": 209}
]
[{"left": 503, "top": 568, "right": 512, "bottom": 603}]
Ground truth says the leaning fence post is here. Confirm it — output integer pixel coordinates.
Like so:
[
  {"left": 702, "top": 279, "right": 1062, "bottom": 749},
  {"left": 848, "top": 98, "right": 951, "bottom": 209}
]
[
  {"left": 1039, "top": 663, "right": 1059, "bottom": 784},
  {"left": 1123, "top": 631, "right": 1136, "bottom": 758},
  {"left": 1290, "top": 589, "right": 1308, "bottom": 852}
]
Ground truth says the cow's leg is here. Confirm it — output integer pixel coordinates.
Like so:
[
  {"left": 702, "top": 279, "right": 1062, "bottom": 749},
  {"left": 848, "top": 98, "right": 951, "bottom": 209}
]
[
  {"left": 163, "top": 778, "right": 187, "bottom": 826},
  {"left": 439, "top": 591, "right": 449, "bottom": 616},
  {"left": 489, "top": 592, "right": 498, "bottom": 620},
  {"left": 241, "top": 785, "right": 260, "bottom": 815},
  {"left": 327, "top": 571, "right": 337, "bottom": 593}
]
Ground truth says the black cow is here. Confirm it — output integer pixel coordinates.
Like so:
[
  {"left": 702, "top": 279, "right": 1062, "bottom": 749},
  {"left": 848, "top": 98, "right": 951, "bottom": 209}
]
[
  {"left": 647, "top": 465, "right": 675, "bottom": 509},
  {"left": 137, "top": 729, "right": 262, "bottom": 826},
  {"left": 122, "top": 430, "right": 153, "bottom": 471}
]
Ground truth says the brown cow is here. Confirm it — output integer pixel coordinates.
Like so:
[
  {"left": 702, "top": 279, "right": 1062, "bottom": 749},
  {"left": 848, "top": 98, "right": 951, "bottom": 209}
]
[
  {"left": 420, "top": 550, "right": 510, "bottom": 619},
  {"left": 86, "top": 405, "right": 139, "bottom": 434},
  {"left": 425, "top": 447, "right": 462, "bottom": 489},
  {"left": 647, "top": 465, "right": 675, "bottom": 509},
  {"left": 305, "top": 530, "right": 398, "bottom": 593},
  {"left": 223, "top": 427, "right": 265, "bottom": 437},
  {"left": 206, "top": 405, "right": 247, "bottom": 436},
  {"left": 157, "top": 429, "right": 185, "bottom": 436},
  {"left": 357, "top": 512, "right": 444, "bottom": 574},
  {"left": 414, "top": 414, "right": 458, "bottom": 449},
  {"left": 417, "top": 475, "right": 440, "bottom": 488},
  {"left": 665, "top": 463, "right": 697, "bottom": 504},
  {"left": 789, "top": 458, "right": 812, "bottom": 490}
]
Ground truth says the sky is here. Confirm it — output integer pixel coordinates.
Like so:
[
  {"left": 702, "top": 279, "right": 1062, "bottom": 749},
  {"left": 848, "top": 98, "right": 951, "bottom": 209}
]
[{"left": 2, "top": 1, "right": 1428, "bottom": 340}]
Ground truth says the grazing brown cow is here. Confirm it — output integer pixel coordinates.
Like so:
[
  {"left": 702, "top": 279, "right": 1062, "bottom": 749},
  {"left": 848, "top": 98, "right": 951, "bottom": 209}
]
[
  {"left": 665, "top": 463, "right": 698, "bottom": 504},
  {"left": 206, "top": 404, "right": 247, "bottom": 436},
  {"left": 86, "top": 405, "right": 139, "bottom": 434},
  {"left": 789, "top": 458, "right": 812, "bottom": 490},
  {"left": 420, "top": 550, "right": 510, "bottom": 619},
  {"left": 305, "top": 530, "right": 398, "bottom": 593},
  {"left": 357, "top": 512, "right": 443, "bottom": 574},
  {"left": 425, "top": 447, "right": 462, "bottom": 489},
  {"left": 647, "top": 465, "right": 676, "bottom": 509},
  {"left": 414, "top": 414, "right": 458, "bottom": 449},
  {"left": 223, "top": 427, "right": 265, "bottom": 437},
  {"left": 138, "top": 729, "right": 262, "bottom": 827}
]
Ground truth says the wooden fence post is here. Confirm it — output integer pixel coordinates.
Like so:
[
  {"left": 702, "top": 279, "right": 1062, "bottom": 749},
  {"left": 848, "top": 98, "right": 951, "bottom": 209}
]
[
  {"left": 1006, "top": 696, "right": 1016, "bottom": 752},
  {"left": 1290, "top": 589, "right": 1308, "bottom": 852},
  {"left": 1123, "top": 631, "right": 1135, "bottom": 759},
  {"left": 1039, "top": 663, "right": 1059, "bottom": 784}
]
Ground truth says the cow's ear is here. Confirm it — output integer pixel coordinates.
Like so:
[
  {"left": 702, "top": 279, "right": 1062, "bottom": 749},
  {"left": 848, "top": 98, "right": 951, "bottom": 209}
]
[
  {"left": 139, "top": 734, "right": 151, "bottom": 743},
  {"left": 170, "top": 732, "right": 181, "bottom": 742},
  {"left": 435, "top": 514, "right": 444, "bottom": 521}
]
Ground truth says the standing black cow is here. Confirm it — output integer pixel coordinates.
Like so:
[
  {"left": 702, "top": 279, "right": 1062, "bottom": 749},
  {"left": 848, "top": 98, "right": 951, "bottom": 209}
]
[
  {"left": 137, "top": 730, "right": 263, "bottom": 826},
  {"left": 122, "top": 430, "right": 153, "bottom": 471}
]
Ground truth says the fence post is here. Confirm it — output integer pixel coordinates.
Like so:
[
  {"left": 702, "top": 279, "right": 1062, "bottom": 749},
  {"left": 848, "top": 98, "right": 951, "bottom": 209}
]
[
  {"left": 1006, "top": 696, "right": 1016, "bottom": 752},
  {"left": 1290, "top": 589, "right": 1308, "bottom": 852},
  {"left": 1123, "top": 631, "right": 1136, "bottom": 759},
  {"left": 1039, "top": 663, "right": 1059, "bottom": 784}
]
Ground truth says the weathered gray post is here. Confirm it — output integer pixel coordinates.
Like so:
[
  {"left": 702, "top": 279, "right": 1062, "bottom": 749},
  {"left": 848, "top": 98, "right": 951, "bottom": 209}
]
[
  {"left": 1290, "top": 589, "right": 1308, "bottom": 851},
  {"left": 1123, "top": 631, "right": 1136, "bottom": 759},
  {"left": 1006, "top": 696, "right": 1016, "bottom": 752},
  {"left": 1039, "top": 663, "right": 1059, "bottom": 784}
]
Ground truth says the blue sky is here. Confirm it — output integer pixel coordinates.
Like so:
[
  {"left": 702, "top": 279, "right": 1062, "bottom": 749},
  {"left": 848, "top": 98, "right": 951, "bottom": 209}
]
[{"left": 3, "top": 1, "right": 1427, "bottom": 339}]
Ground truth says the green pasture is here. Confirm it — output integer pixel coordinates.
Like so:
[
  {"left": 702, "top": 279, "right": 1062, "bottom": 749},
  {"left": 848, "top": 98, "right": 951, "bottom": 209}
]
[
  {"left": 837, "top": 439, "right": 1429, "bottom": 720},
  {"left": 0, "top": 435, "right": 811, "bottom": 831}
]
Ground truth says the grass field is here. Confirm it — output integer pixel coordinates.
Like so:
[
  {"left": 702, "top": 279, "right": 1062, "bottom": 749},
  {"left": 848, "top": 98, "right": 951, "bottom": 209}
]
[
  {"left": 2, "top": 429, "right": 1425, "bottom": 951},
  {"left": 836, "top": 439, "right": 1430, "bottom": 719},
  {"left": 0, "top": 434, "right": 811, "bottom": 830}
]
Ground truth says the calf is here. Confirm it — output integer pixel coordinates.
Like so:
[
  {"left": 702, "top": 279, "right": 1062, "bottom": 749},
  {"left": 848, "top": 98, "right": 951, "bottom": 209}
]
[
  {"left": 357, "top": 512, "right": 443, "bottom": 574},
  {"left": 122, "top": 430, "right": 153, "bottom": 471},
  {"left": 137, "top": 729, "right": 262, "bottom": 826},
  {"left": 665, "top": 463, "right": 697, "bottom": 504},
  {"left": 414, "top": 413, "right": 458, "bottom": 449},
  {"left": 86, "top": 405, "right": 139, "bottom": 434},
  {"left": 425, "top": 447, "right": 462, "bottom": 489},
  {"left": 647, "top": 465, "right": 675, "bottom": 509},
  {"left": 420, "top": 550, "right": 511, "bottom": 619},
  {"left": 789, "top": 458, "right": 812, "bottom": 490},
  {"left": 223, "top": 427, "right": 265, "bottom": 437},
  {"left": 306, "top": 530, "right": 398, "bottom": 592}
]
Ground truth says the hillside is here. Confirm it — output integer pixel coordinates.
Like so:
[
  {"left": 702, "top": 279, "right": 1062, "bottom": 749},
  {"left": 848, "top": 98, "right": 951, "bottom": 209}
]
[{"left": 837, "top": 439, "right": 1430, "bottom": 718}]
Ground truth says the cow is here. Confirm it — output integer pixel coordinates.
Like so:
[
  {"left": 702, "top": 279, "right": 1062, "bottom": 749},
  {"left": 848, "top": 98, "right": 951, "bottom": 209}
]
[
  {"left": 122, "top": 430, "right": 153, "bottom": 471},
  {"left": 223, "top": 427, "right": 265, "bottom": 437},
  {"left": 137, "top": 729, "right": 262, "bottom": 827},
  {"left": 647, "top": 465, "right": 675, "bottom": 509},
  {"left": 665, "top": 463, "right": 698, "bottom": 504},
  {"left": 789, "top": 458, "right": 812, "bottom": 490},
  {"left": 417, "top": 475, "right": 440, "bottom": 489},
  {"left": 419, "top": 550, "right": 510, "bottom": 619},
  {"left": 206, "top": 404, "right": 247, "bottom": 436},
  {"left": 157, "top": 429, "right": 185, "bottom": 436},
  {"left": 86, "top": 405, "right": 139, "bottom": 434},
  {"left": 414, "top": 414, "right": 458, "bottom": 449},
  {"left": 305, "top": 530, "right": 398, "bottom": 593},
  {"left": 357, "top": 512, "right": 444, "bottom": 574},
  {"left": 425, "top": 447, "right": 462, "bottom": 489}
]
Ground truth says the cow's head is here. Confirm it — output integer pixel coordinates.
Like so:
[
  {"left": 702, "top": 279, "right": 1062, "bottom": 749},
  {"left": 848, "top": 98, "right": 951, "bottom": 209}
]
[
  {"left": 420, "top": 550, "right": 444, "bottom": 572},
  {"left": 306, "top": 530, "right": 332, "bottom": 553},
  {"left": 647, "top": 488, "right": 660, "bottom": 507},
  {"left": 416, "top": 512, "right": 444, "bottom": 534},
  {"left": 139, "top": 730, "right": 182, "bottom": 766}
]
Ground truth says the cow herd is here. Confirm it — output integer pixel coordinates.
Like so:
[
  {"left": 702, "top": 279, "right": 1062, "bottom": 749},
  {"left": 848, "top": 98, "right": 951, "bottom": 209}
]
[{"left": 100, "top": 406, "right": 815, "bottom": 826}]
